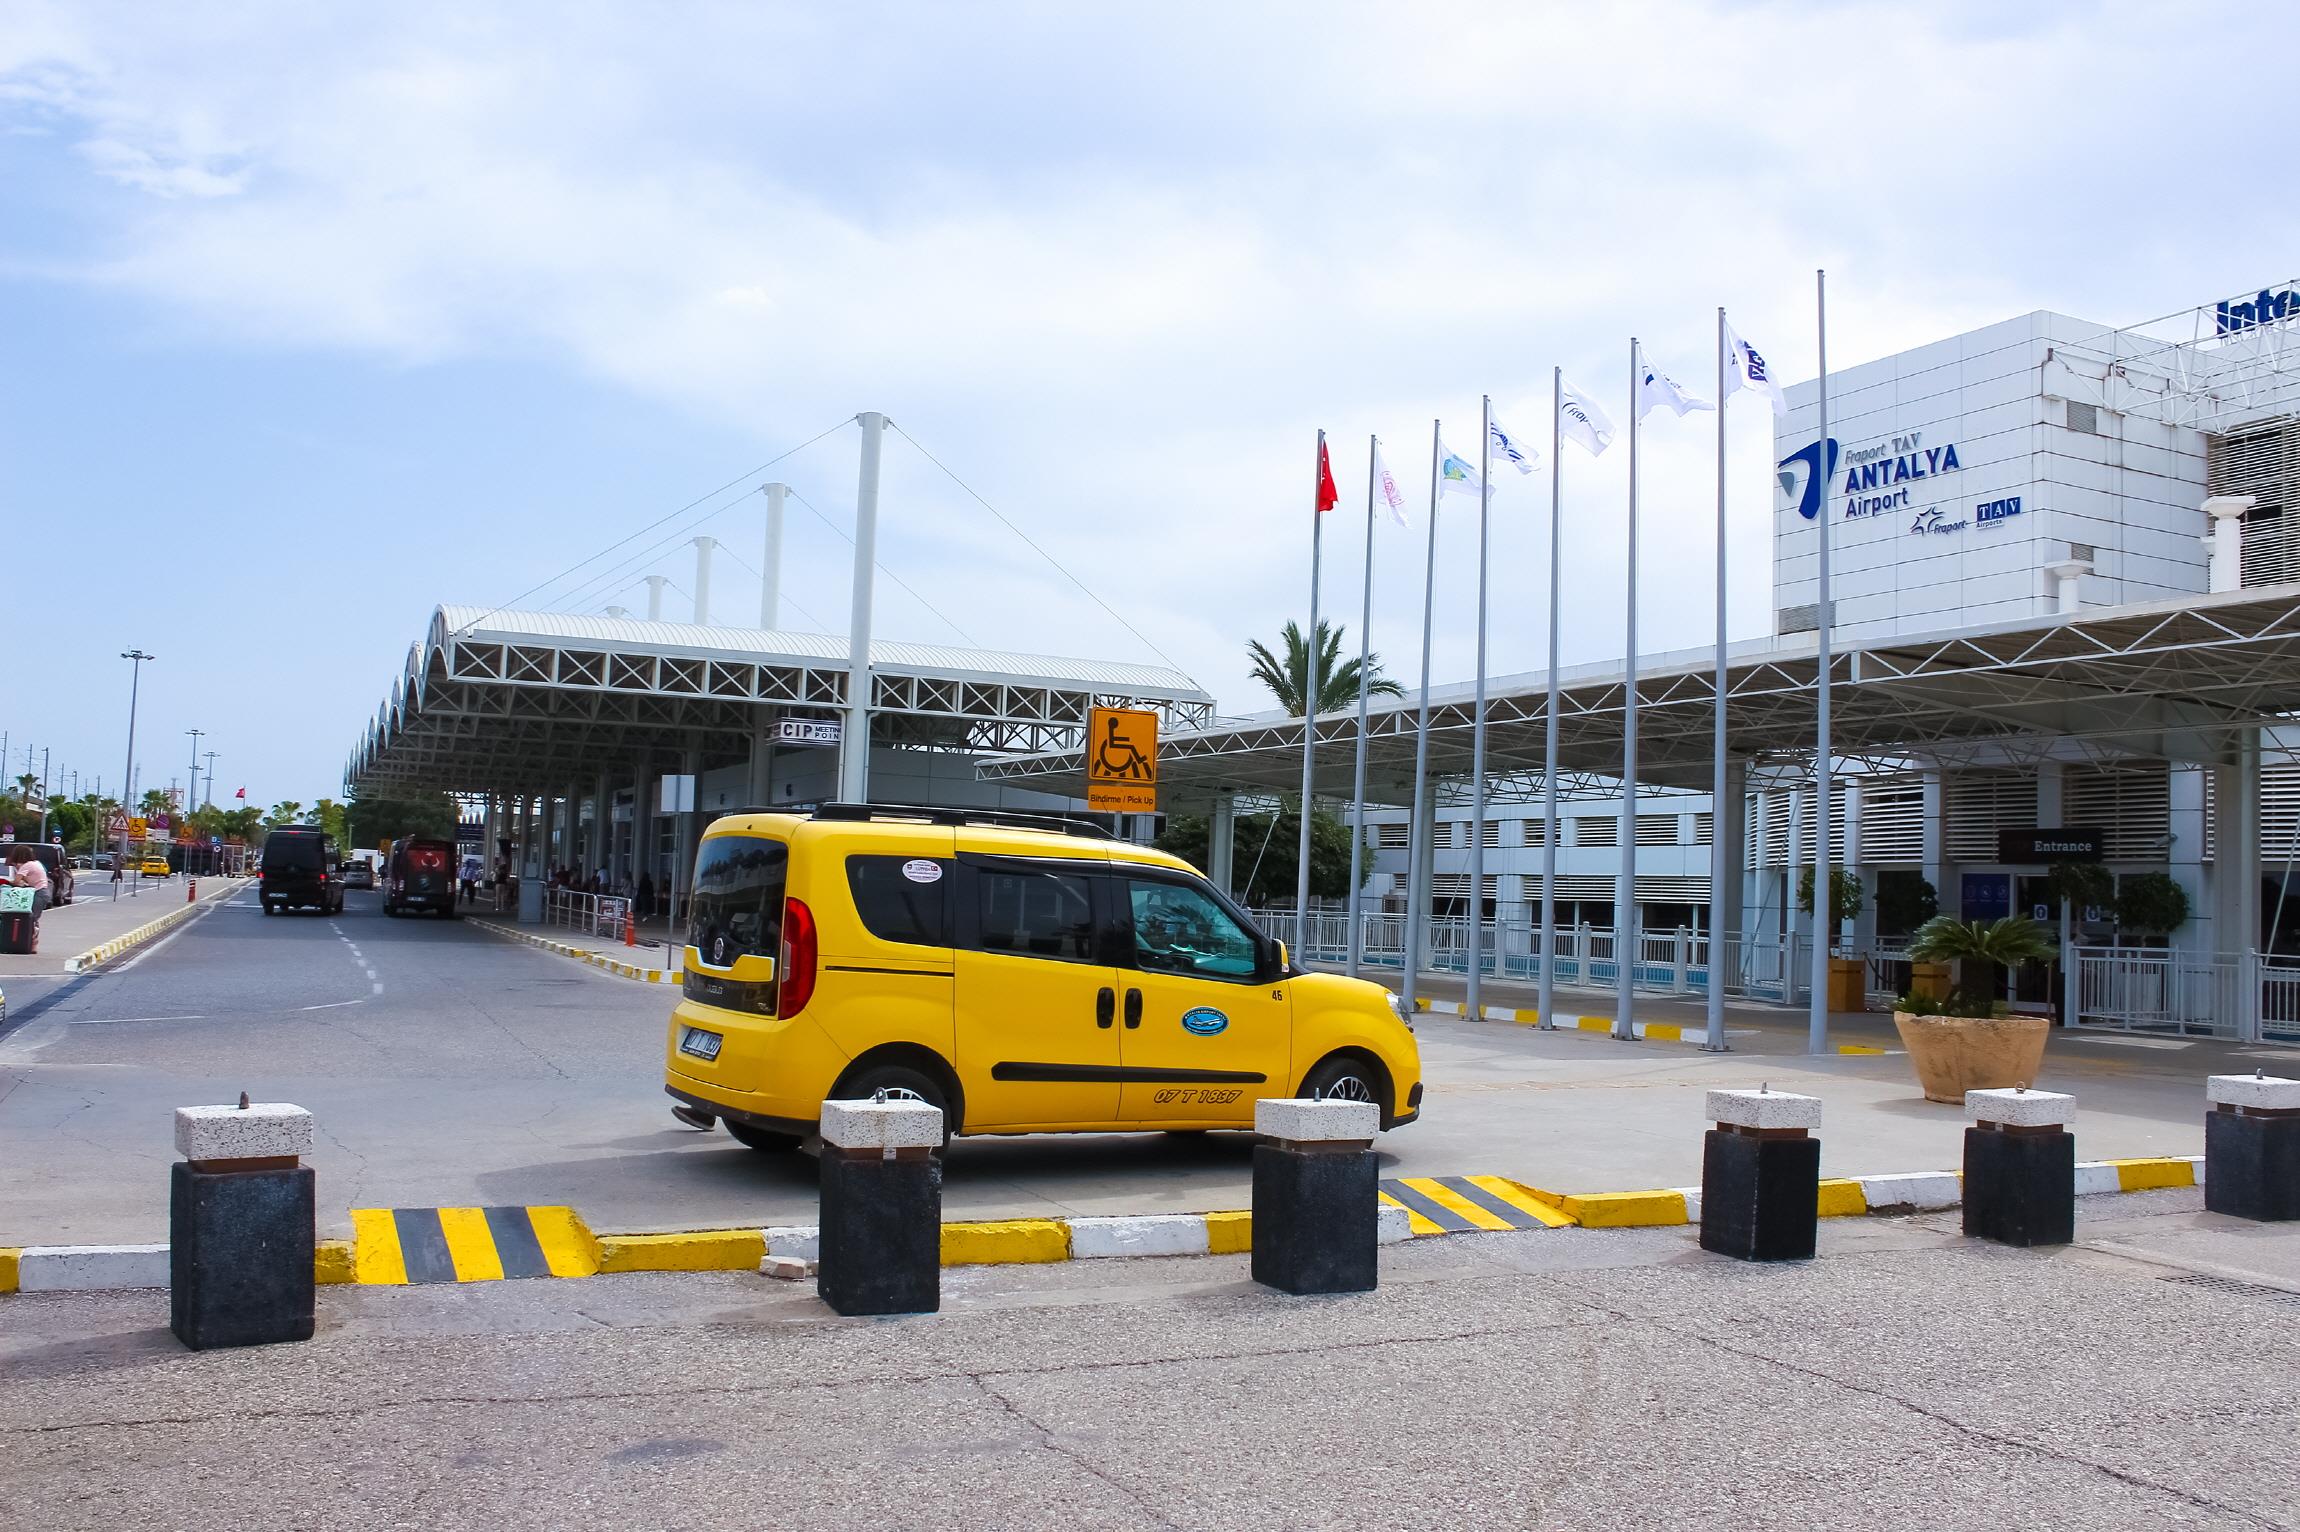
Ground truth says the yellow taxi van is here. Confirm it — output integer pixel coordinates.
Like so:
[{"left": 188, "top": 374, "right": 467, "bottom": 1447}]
[{"left": 663, "top": 803, "right": 1422, "bottom": 1151}]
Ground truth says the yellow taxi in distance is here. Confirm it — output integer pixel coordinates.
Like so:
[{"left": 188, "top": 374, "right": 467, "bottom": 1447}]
[
  {"left": 664, "top": 804, "right": 1422, "bottom": 1152},
  {"left": 139, "top": 857, "right": 171, "bottom": 877}
]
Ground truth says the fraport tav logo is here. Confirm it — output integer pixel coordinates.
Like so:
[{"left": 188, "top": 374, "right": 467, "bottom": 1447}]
[{"left": 1179, "top": 1006, "right": 1229, "bottom": 1037}]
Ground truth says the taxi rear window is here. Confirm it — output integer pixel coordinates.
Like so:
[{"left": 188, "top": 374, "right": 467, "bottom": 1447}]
[
  {"left": 688, "top": 835, "right": 788, "bottom": 963},
  {"left": 846, "top": 855, "right": 952, "bottom": 947}
]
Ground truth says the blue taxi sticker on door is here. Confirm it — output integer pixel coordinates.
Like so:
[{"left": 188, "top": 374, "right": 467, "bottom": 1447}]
[{"left": 1180, "top": 1006, "right": 1229, "bottom": 1037}]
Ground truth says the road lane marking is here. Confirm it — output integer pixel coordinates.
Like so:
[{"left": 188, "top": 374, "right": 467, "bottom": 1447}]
[
  {"left": 301, "top": 999, "right": 364, "bottom": 1011},
  {"left": 371, "top": 981, "right": 384, "bottom": 994},
  {"left": 70, "top": 1015, "right": 209, "bottom": 1025}
]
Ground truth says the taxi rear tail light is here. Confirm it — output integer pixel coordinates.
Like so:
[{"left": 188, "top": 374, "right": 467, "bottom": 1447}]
[{"left": 777, "top": 897, "right": 816, "bottom": 1018}]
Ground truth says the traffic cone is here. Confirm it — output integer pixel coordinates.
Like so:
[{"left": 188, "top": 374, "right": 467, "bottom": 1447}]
[
  {"left": 187, "top": 878, "right": 197, "bottom": 905},
  {"left": 625, "top": 907, "right": 637, "bottom": 947}
]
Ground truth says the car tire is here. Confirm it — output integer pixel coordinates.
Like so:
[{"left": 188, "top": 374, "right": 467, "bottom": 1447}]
[
  {"left": 724, "top": 1120, "right": 803, "bottom": 1154},
  {"left": 829, "top": 1060, "right": 956, "bottom": 1148},
  {"left": 262, "top": 902, "right": 276, "bottom": 916},
  {"left": 1298, "top": 1052, "right": 1390, "bottom": 1117}
]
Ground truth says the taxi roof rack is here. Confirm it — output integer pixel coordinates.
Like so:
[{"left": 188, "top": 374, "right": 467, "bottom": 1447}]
[{"left": 810, "top": 801, "right": 1119, "bottom": 841}]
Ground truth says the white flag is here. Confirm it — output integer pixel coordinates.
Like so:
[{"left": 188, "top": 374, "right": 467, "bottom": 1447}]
[
  {"left": 1558, "top": 377, "right": 1617, "bottom": 456},
  {"left": 1636, "top": 356, "right": 1715, "bottom": 420},
  {"left": 1723, "top": 319, "right": 1788, "bottom": 418},
  {"left": 1487, "top": 413, "right": 1540, "bottom": 474},
  {"left": 1372, "top": 441, "right": 1408, "bottom": 527},
  {"left": 1437, "top": 436, "right": 1482, "bottom": 498}
]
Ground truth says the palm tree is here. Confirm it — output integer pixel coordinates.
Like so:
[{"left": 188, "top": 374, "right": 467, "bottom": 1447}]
[
  {"left": 1906, "top": 915, "right": 2058, "bottom": 1009},
  {"left": 1247, "top": 619, "right": 1405, "bottom": 717}
]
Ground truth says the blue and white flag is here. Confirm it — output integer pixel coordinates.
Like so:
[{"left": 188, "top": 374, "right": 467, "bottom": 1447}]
[
  {"left": 1558, "top": 377, "right": 1617, "bottom": 456},
  {"left": 1635, "top": 356, "right": 1715, "bottom": 420},
  {"left": 1488, "top": 413, "right": 1540, "bottom": 475},
  {"left": 1723, "top": 319, "right": 1788, "bottom": 417},
  {"left": 1437, "top": 436, "right": 1483, "bottom": 497}
]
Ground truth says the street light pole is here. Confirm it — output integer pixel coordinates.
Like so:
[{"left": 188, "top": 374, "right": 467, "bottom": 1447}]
[
  {"left": 202, "top": 751, "right": 216, "bottom": 810},
  {"left": 185, "top": 729, "right": 203, "bottom": 828},
  {"left": 120, "top": 650, "right": 153, "bottom": 858}
]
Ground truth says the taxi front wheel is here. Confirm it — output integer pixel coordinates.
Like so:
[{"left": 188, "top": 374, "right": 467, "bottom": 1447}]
[{"left": 1299, "top": 1053, "right": 1390, "bottom": 1117}]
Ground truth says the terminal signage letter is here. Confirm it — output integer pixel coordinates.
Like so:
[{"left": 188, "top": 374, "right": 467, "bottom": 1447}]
[
  {"left": 1997, "top": 828, "right": 2102, "bottom": 864},
  {"left": 1085, "top": 706, "right": 1159, "bottom": 813},
  {"left": 774, "top": 718, "right": 843, "bottom": 748}
]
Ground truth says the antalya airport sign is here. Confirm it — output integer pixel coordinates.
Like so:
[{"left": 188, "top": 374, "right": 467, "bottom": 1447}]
[{"left": 1781, "top": 431, "right": 1988, "bottom": 542}]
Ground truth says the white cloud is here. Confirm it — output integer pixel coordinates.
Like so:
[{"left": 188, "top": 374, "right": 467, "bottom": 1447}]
[{"left": 7, "top": 0, "right": 2299, "bottom": 731}]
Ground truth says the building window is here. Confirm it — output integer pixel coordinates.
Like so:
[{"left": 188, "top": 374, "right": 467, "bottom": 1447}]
[
  {"left": 2065, "top": 400, "right": 2102, "bottom": 435},
  {"left": 1576, "top": 816, "right": 1617, "bottom": 848},
  {"left": 1634, "top": 813, "right": 1680, "bottom": 846}
]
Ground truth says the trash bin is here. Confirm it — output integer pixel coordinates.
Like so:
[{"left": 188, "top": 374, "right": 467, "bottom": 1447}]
[{"left": 0, "top": 886, "right": 37, "bottom": 955}]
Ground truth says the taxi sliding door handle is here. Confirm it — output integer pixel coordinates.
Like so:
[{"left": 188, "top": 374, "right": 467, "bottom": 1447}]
[
  {"left": 1124, "top": 989, "right": 1143, "bottom": 1029},
  {"left": 1096, "top": 987, "right": 1115, "bottom": 1028}
]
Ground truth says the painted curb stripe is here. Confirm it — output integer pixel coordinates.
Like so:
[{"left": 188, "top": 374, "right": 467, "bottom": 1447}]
[
  {"left": 392, "top": 1208, "right": 459, "bottom": 1285},
  {"left": 0, "top": 1248, "right": 18, "bottom": 1294},
  {"left": 1377, "top": 1178, "right": 1479, "bottom": 1234},
  {"left": 483, "top": 1205, "right": 554, "bottom": 1280},
  {"left": 1464, "top": 1175, "right": 1577, "bottom": 1228},
  {"left": 1427, "top": 1175, "right": 1559, "bottom": 1232}
]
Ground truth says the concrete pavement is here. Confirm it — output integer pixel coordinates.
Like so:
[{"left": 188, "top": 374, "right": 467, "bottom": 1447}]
[{"left": 3, "top": 1188, "right": 2294, "bottom": 1530}]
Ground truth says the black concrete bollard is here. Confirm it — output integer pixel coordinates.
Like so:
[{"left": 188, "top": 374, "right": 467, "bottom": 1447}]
[
  {"left": 1250, "top": 1098, "right": 1379, "bottom": 1295},
  {"left": 816, "top": 1096, "right": 943, "bottom": 1316},
  {"left": 170, "top": 1102, "right": 316, "bottom": 1350},
  {"left": 2204, "top": 1073, "right": 2300, "bottom": 1222},
  {"left": 1700, "top": 1088, "right": 1821, "bottom": 1262},
  {"left": 1962, "top": 1088, "right": 2075, "bottom": 1247}
]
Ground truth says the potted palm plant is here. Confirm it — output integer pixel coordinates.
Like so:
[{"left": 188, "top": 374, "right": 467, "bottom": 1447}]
[{"left": 1893, "top": 915, "right": 2058, "bottom": 1103}]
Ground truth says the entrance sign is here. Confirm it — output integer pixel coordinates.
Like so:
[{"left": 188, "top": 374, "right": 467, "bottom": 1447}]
[
  {"left": 1998, "top": 828, "right": 2103, "bottom": 864},
  {"left": 1086, "top": 706, "right": 1158, "bottom": 813}
]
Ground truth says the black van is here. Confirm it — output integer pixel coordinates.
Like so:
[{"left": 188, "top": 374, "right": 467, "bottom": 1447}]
[
  {"left": 384, "top": 836, "right": 459, "bottom": 918},
  {"left": 259, "top": 827, "right": 340, "bottom": 915}
]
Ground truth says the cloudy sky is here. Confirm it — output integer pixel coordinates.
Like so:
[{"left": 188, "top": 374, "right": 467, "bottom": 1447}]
[{"left": 7, "top": 0, "right": 2297, "bottom": 809}]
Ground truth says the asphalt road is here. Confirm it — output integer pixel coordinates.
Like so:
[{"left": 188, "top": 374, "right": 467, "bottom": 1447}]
[
  {"left": 4, "top": 1189, "right": 2295, "bottom": 1531},
  {"left": 0, "top": 885, "right": 2278, "bottom": 1246}
]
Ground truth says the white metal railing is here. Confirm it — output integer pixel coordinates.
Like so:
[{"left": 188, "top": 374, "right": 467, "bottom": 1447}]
[
  {"left": 543, "top": 887, "right": 631, "bottom": 939},
  {"left": 2071, "top": 945, "right": 2260, "bottom": 1039}
]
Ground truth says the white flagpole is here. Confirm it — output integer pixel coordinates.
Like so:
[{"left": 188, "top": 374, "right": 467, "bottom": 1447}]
[
  {"left": 1706, "top": 309, "right": 1731, "bottom": 1053},
  {"left": 1467, "top": 396, "right": 1494, "bottom": 1019},
  {"left": 1614, "top": 340, "right": 1640, "bottom": 1042},
  {"left": 1294, "top": 430, "right": 1325, "bottom": 965},
  {"left": 1400, "top": 421, "right": 1442, "bottom": 1012},
  {"left": 1809, "top": 273, "right": 1833, "bottom": 1053},
  {"left": 1346, "top": 434, "right": 1378, "bottom": 977},
  {"left": 1539, "top": 367, "right": 1563, "bottom": 1031}
]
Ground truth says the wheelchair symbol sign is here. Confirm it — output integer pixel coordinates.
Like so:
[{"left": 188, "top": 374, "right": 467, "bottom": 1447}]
[{"left": 1086, "top": 707, "right": 1158, "bottom": 811}]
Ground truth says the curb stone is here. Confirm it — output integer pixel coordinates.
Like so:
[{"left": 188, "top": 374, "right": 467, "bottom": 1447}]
[{"left": 0, "top": 1158, "right": 2205, "bottom": 1295}]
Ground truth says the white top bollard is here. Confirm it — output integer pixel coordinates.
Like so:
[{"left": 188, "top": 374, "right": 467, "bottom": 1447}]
[
  {"left": 174, "top": 1102, "right": 313, "bottom": 1162},
  {"left": 1706, "top": 1088, "right": 1821, "bottom": 1132},
  {"left": 1256, "top": 1097, "right": 1379, "bottom": 1146},
  {"left": 820, "top": 1097, "right": 943, "bottom": 1156},
  {"left": 1965, "top": 1088, "right": 2075, "bottom": 1128},
  {"left": 2206, "top": 1074, "right": 2300, "bottom": 1112}
]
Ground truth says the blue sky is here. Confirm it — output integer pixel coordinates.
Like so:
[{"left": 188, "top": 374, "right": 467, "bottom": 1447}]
[{"left": 7, "top": 1, "right": 2298, "bottom": 809}]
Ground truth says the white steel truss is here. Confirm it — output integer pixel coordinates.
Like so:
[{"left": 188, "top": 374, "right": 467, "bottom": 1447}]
[
  {"left": 977, "top": 585, "right": 2300, "bottom": 808},
  {"left": 349, "top": 607, "right": 1215, "bottom": 796}
]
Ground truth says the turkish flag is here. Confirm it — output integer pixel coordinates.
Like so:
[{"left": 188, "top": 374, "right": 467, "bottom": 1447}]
[
  {"left": 235, "top": 787, "right": 246, "bottom": 799},
  {"left": 1315, "top": 436, "right": 1338, "bottom": 513}
]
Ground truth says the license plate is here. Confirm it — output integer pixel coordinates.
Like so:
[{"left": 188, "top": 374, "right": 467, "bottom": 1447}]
[{"left": 678, "top": 1026, "right": 723, "bottom": 1061}]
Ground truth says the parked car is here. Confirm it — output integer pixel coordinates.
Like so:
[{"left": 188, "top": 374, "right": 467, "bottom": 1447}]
[
  {"left": 384, "top": 837, "right": 458, "bottom": 917},
  {"left": 0, "top": 843, "right": 73, "bottom": 906},
  {"left": 663, "top": 803, "right": 1421, "bottom": 1154},
  {"left": 259, "top": 827, "right": 341, "bottom": 915}
]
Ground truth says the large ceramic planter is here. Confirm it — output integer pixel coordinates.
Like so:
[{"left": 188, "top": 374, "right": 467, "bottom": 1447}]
[{"left": 1891, "top": 1010, "right": 2051, "bottom": 1104}]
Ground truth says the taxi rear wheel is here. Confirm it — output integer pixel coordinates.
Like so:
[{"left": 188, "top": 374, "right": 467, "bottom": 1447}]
[
  {"left": 1299, "top": 1053, "right": 1390, "bottom": 1117},
  {"left": 830, "top": 1060, "right": 956, "bottom": 1149}
]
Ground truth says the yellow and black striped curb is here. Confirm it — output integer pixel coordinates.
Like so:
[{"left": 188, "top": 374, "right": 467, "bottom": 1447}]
[
  {"left": 0, "top": 1156, "right": 2209, "bottom": 1293},
  {"left": 64, "top": 877, "right": 250, "bottom": 975},
  {"left": 1414, "top": 998, "right": 1898, "bottom": 1055},
  {"left": 469, "top": 919, "right": 676, "bottom": 983}
]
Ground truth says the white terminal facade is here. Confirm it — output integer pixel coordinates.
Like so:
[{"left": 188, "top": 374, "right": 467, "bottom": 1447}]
[{"left": 1358, "top": 282, "right": 2300, "bottom": 974}]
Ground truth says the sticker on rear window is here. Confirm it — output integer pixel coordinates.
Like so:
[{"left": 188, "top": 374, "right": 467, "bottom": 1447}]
[{"left": 901, "top": 859, "right": 943, "bottom": 884}]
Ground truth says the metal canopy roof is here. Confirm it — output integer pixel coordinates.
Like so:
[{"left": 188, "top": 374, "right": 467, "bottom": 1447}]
[
  {"left": 976, "top": 585, "right": 2300, "bottom": 808},
  {"left": 346, "top": 606, "right": 1215, "bottom": 796}
]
